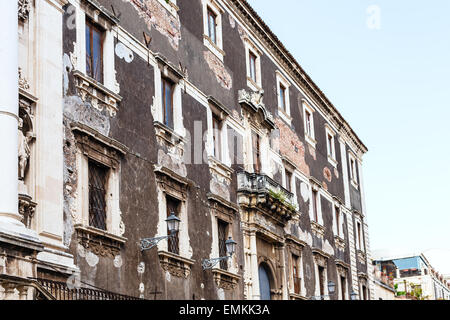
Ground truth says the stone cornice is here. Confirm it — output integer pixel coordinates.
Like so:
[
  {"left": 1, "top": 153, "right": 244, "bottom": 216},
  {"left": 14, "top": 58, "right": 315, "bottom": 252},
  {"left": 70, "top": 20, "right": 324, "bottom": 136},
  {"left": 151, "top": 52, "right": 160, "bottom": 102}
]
[{"left": 225, "top": 0, "right": 368, "bottom": 155}]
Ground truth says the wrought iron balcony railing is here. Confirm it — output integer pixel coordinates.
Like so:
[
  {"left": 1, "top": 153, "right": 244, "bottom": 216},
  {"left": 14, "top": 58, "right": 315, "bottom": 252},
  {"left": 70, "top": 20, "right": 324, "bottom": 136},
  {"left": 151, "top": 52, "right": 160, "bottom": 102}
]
[
  {"left": 35, "top": 278, "right": 141, "bottom": 300},
  {"left": 237, "top": 171, "right": 296, "bottom": 209}
]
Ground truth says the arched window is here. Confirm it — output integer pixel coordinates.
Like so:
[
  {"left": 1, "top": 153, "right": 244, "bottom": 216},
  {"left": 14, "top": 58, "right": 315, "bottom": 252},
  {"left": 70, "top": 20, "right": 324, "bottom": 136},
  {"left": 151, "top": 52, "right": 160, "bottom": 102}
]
[{"left": 259, "top": 264, "right": 272, "bottom": 300}]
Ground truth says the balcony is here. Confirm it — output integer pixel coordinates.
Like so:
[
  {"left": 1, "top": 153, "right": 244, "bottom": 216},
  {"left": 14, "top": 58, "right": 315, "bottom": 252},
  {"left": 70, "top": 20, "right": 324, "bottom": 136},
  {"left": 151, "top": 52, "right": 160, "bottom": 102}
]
[{"left": 237, "top": 171, "right": 297, "bottom": 223}]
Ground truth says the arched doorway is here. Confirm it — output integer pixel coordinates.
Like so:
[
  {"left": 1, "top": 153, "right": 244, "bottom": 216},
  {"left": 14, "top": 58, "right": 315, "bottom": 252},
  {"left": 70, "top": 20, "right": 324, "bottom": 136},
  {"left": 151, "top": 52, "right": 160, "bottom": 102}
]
[{"left": 258, "top": 263, "right": 272, "bottom": 300}]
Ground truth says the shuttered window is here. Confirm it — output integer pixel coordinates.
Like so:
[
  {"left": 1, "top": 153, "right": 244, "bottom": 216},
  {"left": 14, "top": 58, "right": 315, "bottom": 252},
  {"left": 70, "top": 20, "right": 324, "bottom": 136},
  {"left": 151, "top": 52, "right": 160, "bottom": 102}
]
[{"left": 252, "top": 132, "right": 261, "bottom": 173}]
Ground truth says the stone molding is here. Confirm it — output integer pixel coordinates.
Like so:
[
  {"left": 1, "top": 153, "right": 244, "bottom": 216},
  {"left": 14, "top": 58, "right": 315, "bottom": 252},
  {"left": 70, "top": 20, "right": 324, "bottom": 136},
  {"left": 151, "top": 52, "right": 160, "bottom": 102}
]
[
  {"left": 74, "top": 224, "right": 127, "bottom": 258},
  {"left": 18, "top": 0, "right": 31, "bottom": 21},
  {"left": 73, "top": 71, "right": 122, "bottom": 117},
  {"left": 212, "top": 268, "right": 241, "bottom": 290}
]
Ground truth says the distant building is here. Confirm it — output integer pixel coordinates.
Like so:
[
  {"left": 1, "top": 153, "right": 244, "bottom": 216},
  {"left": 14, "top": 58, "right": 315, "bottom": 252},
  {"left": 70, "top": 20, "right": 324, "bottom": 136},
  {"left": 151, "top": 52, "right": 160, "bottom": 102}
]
[
  {"left": 374, "top": 253, "right": 450, "bottom": 300},
  {"left": 372, "top": 260, "right": 395, "bottom": 300}
]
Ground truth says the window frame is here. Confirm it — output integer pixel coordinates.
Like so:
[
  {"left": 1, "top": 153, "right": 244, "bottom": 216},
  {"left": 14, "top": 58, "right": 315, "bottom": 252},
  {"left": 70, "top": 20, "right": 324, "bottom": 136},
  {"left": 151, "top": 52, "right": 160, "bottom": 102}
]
[
  {"left": 88, "top": 159, "right": 109, "bottom": 231},
  {"left": 252, "top": 131, "right": 262, "bottom": 174},
  {"left": 276, "top": 71, "right": 292, "bottom": 123},
  {"left": 85, "top": 18, "right": 105, "bottom": 84},
  {"left": 325, "top": 125, "right": 338, "bottom": 167},
  {"left": 202, "top": 0, "right": 224, "bottom": 61},
  {"left": 161, "top": 77, "right": 175, "bottom": 129},
  {"left": 244, "top": 38, "right": 263, "bottom": 91},
  {"left": 348, "top": 152, "right": 359, "bottom": 188},
  {"left": 212, "top": 114, "right": 223, "bottom": 162},
  {"left": 302, "top": 101, "right": 317, "bottom": 148}
]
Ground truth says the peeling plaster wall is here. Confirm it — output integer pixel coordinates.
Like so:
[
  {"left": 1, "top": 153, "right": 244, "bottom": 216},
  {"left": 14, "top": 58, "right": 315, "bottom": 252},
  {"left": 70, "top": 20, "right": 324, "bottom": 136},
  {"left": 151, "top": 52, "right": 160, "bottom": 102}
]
[{"left": 54, "top": 0, "right": 369, "bottom": 300}]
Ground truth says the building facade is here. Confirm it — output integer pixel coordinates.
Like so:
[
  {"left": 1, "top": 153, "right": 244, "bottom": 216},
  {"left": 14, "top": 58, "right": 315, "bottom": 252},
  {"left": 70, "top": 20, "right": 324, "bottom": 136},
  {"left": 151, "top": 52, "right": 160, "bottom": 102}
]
[
  {"left": 0, "top": 0, "right": 372, "bottom": 300},
  {"left": 374, "top": 254, "right": 450, "bottom": 300},
  {"left": 372, "top": 259, "right": 395, "bottom": 300}
]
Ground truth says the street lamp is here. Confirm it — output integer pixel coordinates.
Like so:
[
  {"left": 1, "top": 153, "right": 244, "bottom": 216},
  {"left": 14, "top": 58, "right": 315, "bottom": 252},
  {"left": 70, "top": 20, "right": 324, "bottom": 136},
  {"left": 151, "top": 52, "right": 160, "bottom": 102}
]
[
  {"left": 351, "top": 291, "right": 359, "bottom": 300},
  {"left": 327, "top": 281, "right": 336, "bottom": 295},
  {"left": 309, "top": 281, "right": 336, "bottom": 300},
  {"left": 202, "top": 237, "right": 237, "bottom": 270},
  {"left": 140, "top": 212, "right": 181, "bottom": 251}
]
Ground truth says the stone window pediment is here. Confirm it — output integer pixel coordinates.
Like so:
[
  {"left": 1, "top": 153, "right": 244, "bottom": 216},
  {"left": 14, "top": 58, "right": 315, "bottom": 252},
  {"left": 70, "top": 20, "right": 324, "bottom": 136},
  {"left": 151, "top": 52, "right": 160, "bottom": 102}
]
[
  {"left": 238, "top": 89, "right": 275, "bottom": 130},
  {"left": 208, "top": 193, "right": 238, "bottom": 224},
  {"left": 154, "top": 165, "right": 189, "bottom": 201},
  {"left": 71, "top": 122, "right": 128, "bottom": 168}
]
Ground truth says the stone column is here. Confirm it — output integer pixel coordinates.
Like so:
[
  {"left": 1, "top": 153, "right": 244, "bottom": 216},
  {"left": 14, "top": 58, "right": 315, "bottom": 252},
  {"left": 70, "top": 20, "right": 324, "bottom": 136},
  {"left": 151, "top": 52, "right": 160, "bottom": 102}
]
[
  {"left": 0, "top": 0, "right": 41, "bottom": 264},
  {"left": 0, "top": 0, "right": 21, "bottom": 225},
  {"left": 249, "top": 230, "right": 260, "bottom": 300}
]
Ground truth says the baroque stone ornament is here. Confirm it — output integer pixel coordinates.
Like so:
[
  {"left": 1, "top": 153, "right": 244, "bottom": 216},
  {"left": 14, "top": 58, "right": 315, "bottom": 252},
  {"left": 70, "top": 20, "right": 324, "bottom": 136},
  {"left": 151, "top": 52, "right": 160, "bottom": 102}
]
[
  {"left": 18, "top": 68, "right": 30, "bottom": 91},
  {"left": 18, "top": 194, "right": 36, "bottom": 228},
  {"left": 18, "top": 118, "right": 33, "bottom": 181},
  {"left": 18, "top": 0, "right": 31, "bottom": 21}
]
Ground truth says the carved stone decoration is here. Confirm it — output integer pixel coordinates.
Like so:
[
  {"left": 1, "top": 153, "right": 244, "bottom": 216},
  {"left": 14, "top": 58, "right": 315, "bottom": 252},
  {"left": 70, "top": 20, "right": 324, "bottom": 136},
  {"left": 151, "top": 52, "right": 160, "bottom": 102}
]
[
  {"left": 212, "top": 269, "right": 240, "bottom": 291},
  {"left": 18, "top": 92, "right": 36, "bottom": 191},
  {"left": 18, "top": 118, "right": 33, "bottom": 182},
  {"left": 75, "top": 225, "right": 127, "bottom": 258},
  {"left": 238, "top": 89, "right": 275, "bottom": 129},
  {"left": 18, "top": 0, "right": 31, "bottom": 21},
  {"left": 158, "top": 251, "right": 194, "bottom": 279},
  {"left": 18, "top": 68, "right": 30, "bottom": 91},
  {"left": 313, "top": 253, "right": 327, "bottom": 268},
  {"left": 18, "top": 194, "right": 37, "bottom": 228}
]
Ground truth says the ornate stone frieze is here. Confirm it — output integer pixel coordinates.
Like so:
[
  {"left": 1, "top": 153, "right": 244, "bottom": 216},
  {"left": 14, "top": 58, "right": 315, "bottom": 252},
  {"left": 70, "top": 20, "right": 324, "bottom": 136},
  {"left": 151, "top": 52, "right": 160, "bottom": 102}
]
[
  {"left": 212, "top": 269, "right": 240, "bottom": 291},
  {"left": 158, "top": 251, "right": 195, "bottom": 279},
  {"left": 18, "top": 68, "right": 30, "bottom": 91},
  {"left": 154, "top": 165, "right": 189, "bottom": 201},
  {"left": 208, "top": 193, "right": 238, "bottom": 223},
  {"left": 74, "top": 225, "right": 127, "bottom": 258},
  {"left": 238, "top": 89, "right": 275, "bottom": 130},
  {"left": 357, "top": 250, "right": 367, "bottom": 265},
  {"left": 18, "top": 0, "right": 31, "bottom": 21},
  {"left": 334, "top": 235, "right": 346, "bottom": 251},
  {"left": 73, "top": 71, "right": 122, "bottom": 117}
]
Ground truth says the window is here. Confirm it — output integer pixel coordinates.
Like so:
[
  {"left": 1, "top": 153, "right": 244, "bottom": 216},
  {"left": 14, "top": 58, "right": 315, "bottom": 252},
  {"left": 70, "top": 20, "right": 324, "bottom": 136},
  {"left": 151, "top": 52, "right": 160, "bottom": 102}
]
[
  {"left": 252, "top": 131, "right": 262, "bottom": 173},
  {"left": 362, "top": 284, "right": 368, "bottom": 300},
  {"left": 212, "top": 115, "right": 222, "bottom": 161},
  {"left": 202, "top": 0, "right": 224, "bottom": 60},
  {"left": 349, "top": 153, "right": 359, "bottom": 187},
  {"left": 85, "top": 19, "right": 104, "bottom": 83},
  {"left": 279, "top": 84, "right": 287, "bottom": 111},
  {"left": 312, "top": 190, "right": 319, "bottom": 223},
  {"left": 356, "top": 221, "right": 365, "bottom": 252},
  {"left": 335, "top": 206, "right": 341, "bottom": 237},
  {"left": 217, "top": 220, "right": 229, "bottom": 270},
  {"left": 207, "top": 8, "right": 217, "bottom": 45},
  {"left": 292, "top": 254, "right": 301, "bottom": 294},
  {"left": 166, "top": 195, "right": 180, "bottom": 255},
  {"left": 88, "top": 160, "right": 108, "bottom": 230},
  {"left": 325, "top": 125, "right": 338, "bottom": 167},
  {"left": 249, "top": 51, "right": 257, "bottom": 83},
  {"left": 305, "top": 111, "right": 312, "bottom": 136},
  {"left": 318, "top": 266, "right": 325, "bottom": 299},
  {"left": 303, "top": 101, "right": 316, "bottom": 147},
  {"left": 285, "top": 169, "right": 292, "bottom": 193},
  {"left": 340, "top": 276, "right": 347, "bottom": 300},
  {"left": 244, "top": 38, "right": 262, "bottom": 90},
  {"left": 276, "top": 71, "right": 291, "bottom": 122},
  {"left": 161, "top": 77, "right": 174, "bottom": 129}
]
